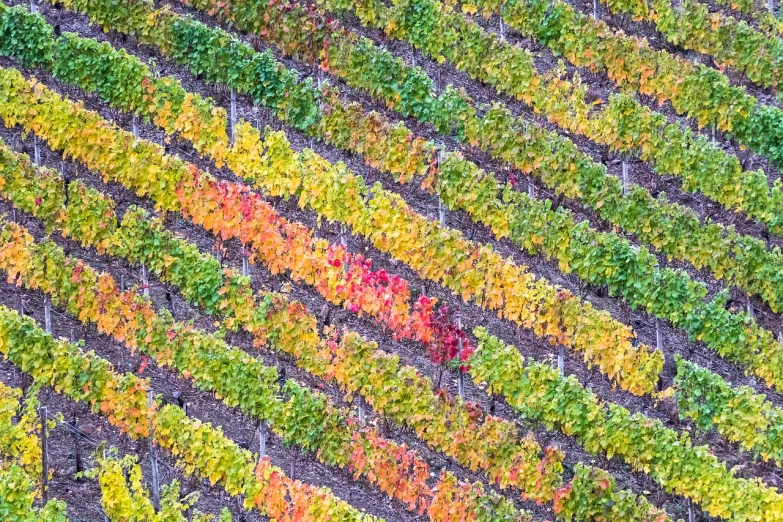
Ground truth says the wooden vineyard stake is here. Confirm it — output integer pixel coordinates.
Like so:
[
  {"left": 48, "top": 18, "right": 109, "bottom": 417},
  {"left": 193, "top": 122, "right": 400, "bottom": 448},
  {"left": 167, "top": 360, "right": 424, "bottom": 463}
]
[
  {"left": 230, "top": 89, "right": 237, "bottom": 145},
  {"left": 340, "top": 224, "right": 348, "bottom": 247},
  {"left": 258, "top": 422, "right": 267, "bottom": 462},
  {"left": 340, "top": 225, "right": 349, "bottom": 276},
  {"left": 357, "top": 396, "right": 366, "bottom": 425},
  {"left": 71, "top": 414, "right": 82, "bottom": 476},
  {"left": 438, "top": 147, "right": 446, "bottom": 229},
  {"left": 39, "top": 406, "right": 48, "bottom": 504},
  {"left": 33, "top": 136, "right": 41, "bottom": 167},
  {"left": 61, "top": 162, "right": 69, "bottom": 207},
  {"left": 457, "top": 311, "right": 465, "bottom": 398},
  {"left": 44, "top": 295, "right": 51, "bottom": 334},
  {"left": 558, "top": 345, "right": 565, "bottom": 375},
  {"left": 147, "top": 390, "right": 160, "bottom": 510},
  {"left": 102, "top": 447, "right": 110, "bottom": 522},
  {"left": 141, "top": 264, "right": 149, "bottom": 297},
  {"left": 622, "top": 158, "right": 629, "bottom": 195}
]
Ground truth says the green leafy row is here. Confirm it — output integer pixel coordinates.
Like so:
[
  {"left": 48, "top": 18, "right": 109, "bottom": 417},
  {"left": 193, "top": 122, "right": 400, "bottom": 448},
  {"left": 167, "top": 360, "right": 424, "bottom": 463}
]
[
  {"left": 469, "top": 328, "right": 783, "bottom": 521},
  {"left": 673, "top": 356, "right": 783, "bottom": 467},
  {"left": 708, "top": 0, "right": 783, "bottom": 38},
  {"left": 0, "top": 465, "right": 68, "bottom": 522},
  {"left": 598, "top": 0, "right": 783, "bottom": 91}
]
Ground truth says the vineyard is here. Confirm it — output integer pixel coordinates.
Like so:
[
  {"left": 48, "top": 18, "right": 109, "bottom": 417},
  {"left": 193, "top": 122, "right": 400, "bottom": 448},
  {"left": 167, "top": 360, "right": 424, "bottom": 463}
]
[{"left": 1, "top": 0, "right": 783, "bottom": 520}]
